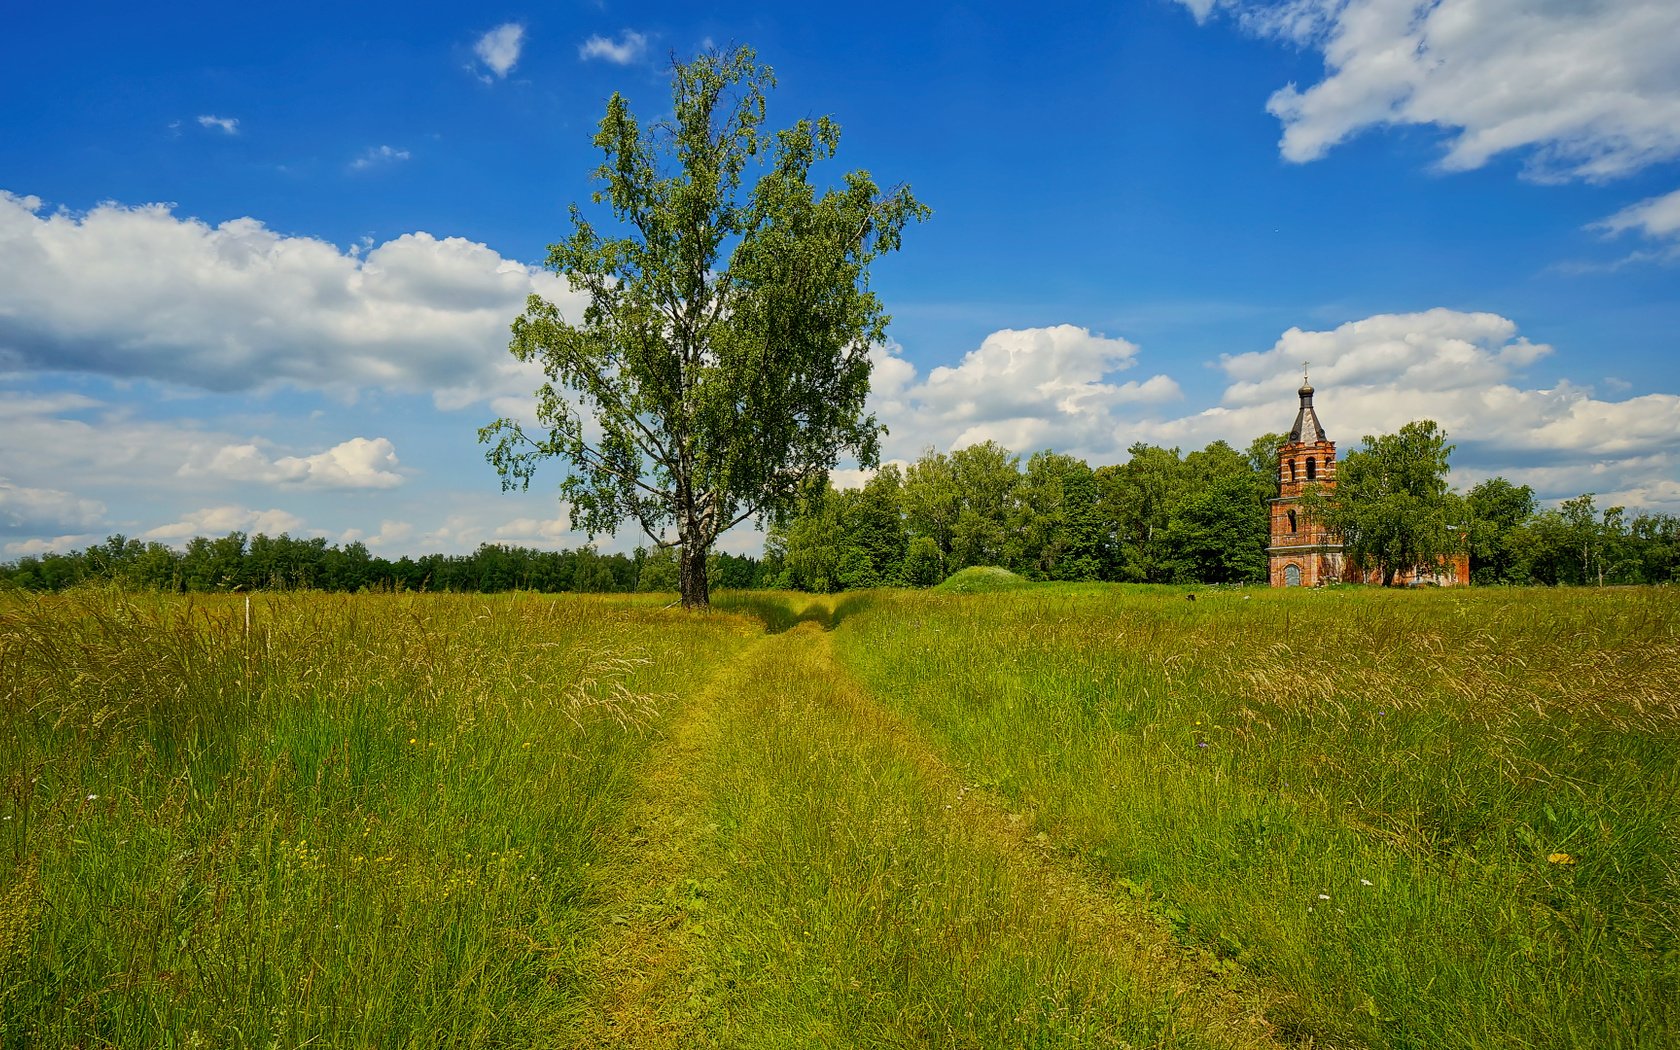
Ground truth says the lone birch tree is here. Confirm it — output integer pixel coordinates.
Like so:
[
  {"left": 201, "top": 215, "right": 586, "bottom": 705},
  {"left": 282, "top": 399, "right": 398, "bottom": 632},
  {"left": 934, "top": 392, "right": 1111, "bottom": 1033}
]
[{"left": 479, "top": 46, "right": 926, "bottom": 609}]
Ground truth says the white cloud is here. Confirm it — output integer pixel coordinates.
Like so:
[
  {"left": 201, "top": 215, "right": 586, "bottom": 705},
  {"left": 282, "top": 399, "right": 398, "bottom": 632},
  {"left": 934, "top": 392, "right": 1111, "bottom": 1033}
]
[
  {"left": 0, "top": 478, "right": 106, "bottom": 535},
  {"left": 0, "top": 191, "right": 585, "bottom": 406},
  {"left": 1182, "top": 0, "right": 1680, "bottom": 181},
  {"left": 474, "top": 23, "right": 525, "bottom": 79},
  {"left": 579, "top": 30, "right": 648, "bottom": 65},
  {"left": 4, "top": 534, "right": 102, "bottom": 558},
  {"left": 364, "top": 519, "right": 414, "bottom": 551},
  {"left": 179, "top": 436, "right": 403, "bottom": 489},
  {"left": 869, "top": 325, "right": 1181, "bottom": 461},
  {"left": 143, "top": 505, "right": 307, "bottom": 542},
  {"left": 197, "top": 115, "right": 239, "bottom": 135},
  {"left": 349, "top": 145, "right": 410, "bottom": 171},
  {"left": 1592, "top": 186, "right": 1680, "bottom": 244},
  {"left": 493, "top": 513, "right": 578, "bottom": 546}
]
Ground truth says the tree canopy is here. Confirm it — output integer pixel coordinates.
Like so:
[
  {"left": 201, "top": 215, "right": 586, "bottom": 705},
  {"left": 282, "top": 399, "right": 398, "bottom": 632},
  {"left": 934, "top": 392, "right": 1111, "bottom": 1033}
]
[
  {"left": 1308, "top": 419, "right": 1465, "bottom": 586},
  {"left": 479, "top": 46, "right": 927, "bottom": 608}
]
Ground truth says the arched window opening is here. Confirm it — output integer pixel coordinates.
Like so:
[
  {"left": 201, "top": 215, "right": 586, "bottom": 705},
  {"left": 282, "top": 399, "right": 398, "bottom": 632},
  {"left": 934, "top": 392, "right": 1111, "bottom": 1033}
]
[
  {"left": 1307, "top": 457, "right": 1317, "bottom": 481},
  {"left": 1284, "top": 564, "right": 1302, "bottom": 587},
  {"left": 1287, "top": 509, "right": 1298, "bottom": 533},
  {"left": 1289, "top": 459, "right": 1297, "bottom": 483}
]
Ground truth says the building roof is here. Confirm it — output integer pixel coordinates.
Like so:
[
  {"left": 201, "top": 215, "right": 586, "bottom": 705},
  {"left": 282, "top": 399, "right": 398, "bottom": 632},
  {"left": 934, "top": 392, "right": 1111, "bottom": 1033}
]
[{"left": 1288, "top": 379, "right": 1327, "bottom": 444}]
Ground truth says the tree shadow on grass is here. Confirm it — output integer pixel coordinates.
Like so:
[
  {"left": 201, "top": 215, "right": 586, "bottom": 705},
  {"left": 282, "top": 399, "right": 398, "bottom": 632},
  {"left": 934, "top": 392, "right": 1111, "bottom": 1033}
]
[{"left": 712, "top": 590, "right": 880, "bottom": 634}]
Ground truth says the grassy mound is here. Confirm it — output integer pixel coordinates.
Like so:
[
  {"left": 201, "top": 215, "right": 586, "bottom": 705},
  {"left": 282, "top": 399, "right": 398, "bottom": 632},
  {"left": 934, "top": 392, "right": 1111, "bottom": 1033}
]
[{"left": 933, "top": 566, "right": 1033, "bottom": 594}]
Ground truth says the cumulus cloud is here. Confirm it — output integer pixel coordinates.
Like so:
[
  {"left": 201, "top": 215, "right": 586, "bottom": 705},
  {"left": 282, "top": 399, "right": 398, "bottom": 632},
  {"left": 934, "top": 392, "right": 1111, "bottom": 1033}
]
[
  {"left": 197, "top": 115, "right": 239, "bottom": 134},
  {"left": 474, "top": 23, "right": 525, "bottom": 79},
  {"left": 143, "top": 505, "right": 307, "bottom": 542},
  {"left": 1180, "top": 0, "right": 1680, "bottom": 181},
  {"left": 0, "top": 191, "right": 583, "bottom": 405},
  {"left": 179, "top": 436, "right": 403, "bottom": 489},
  {"left": 0, "top": 478, "right": 106, "bottom": 535},
  {"left": 869, "top": 324, "right": 1181, "bottom": 461},
  {"left": 349, "top": 145, "right": 410, "bottom": 171},
  {"left": 579, "top": 30, "right": 648, "bottom": 65}
]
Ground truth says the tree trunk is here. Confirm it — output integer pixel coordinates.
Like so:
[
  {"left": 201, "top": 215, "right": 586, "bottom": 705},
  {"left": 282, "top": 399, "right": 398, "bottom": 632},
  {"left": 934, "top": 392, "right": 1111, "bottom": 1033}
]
[{"left": 679, "top": 538, "right": 710, "bottom": 610}]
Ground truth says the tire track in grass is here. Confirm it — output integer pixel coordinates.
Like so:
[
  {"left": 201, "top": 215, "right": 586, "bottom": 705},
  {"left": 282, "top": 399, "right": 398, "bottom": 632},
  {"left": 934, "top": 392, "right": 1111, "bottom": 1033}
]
[
  {"left": 776, "top": 619, "right": 1285, "bottom": 1049},
  {"left": 556, "top": 622, "right": 764, "bottom": 1049},
  {"left": 566, "top": 603, "right": 1284, "bottom": 1048}
]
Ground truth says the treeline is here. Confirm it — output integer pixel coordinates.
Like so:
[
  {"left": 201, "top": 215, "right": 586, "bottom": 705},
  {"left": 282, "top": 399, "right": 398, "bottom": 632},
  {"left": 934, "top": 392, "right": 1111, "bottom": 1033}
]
[
  {"left": 0, "top": 532, "right": 768, "bottom": 594},
  {"left": 6, "top": 441, "right": 1677, "bottom": 595},
  {"left": 764, "top": 437, "right": 1288, "bottom": 591},
  {"left": 763, "top": 438, "right": 1680, "bottom": 591},
  {"left": 1466, "top": 482, "right": 1680, "bottom": 586}
]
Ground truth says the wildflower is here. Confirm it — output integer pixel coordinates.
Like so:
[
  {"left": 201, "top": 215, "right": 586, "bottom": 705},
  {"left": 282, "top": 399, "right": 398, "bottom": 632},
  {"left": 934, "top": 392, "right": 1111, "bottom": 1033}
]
[
  {"left": 409, "top": 738, "right": 417, "bottom": 745},
  {"left": 1360, "top": 878, "right": 1373, "bottom": 886},
  {"left": 86, "top": 794, "right": 98, "bottom": 801},
  {"left": 1197, "top": 741, "right": 1208, "bottom": 749},
  {"left": 1548, "top": 852, "right": 1575, "bottom": 866},
  {"left": 1317, "top": 893, "right": 1331, "bottom": 900}
]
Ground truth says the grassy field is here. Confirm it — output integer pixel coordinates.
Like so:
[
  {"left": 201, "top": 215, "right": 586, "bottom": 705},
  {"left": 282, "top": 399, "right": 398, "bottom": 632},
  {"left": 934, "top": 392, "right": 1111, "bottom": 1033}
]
[{"left": 3, "top": 584, "right": 1676, "bottom": 1047}]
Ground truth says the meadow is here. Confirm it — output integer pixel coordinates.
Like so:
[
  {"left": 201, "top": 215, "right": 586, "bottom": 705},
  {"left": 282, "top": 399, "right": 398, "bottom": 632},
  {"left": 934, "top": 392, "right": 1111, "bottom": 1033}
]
[{"left": 2, "top": 582, "right": 1675, "bottom": 1047}]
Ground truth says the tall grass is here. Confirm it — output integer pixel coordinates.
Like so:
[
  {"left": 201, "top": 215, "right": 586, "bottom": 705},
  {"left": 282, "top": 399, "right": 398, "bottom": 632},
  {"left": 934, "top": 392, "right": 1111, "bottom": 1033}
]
[
  {"left": 833, "top": 585, "right": 1680, "bottom": 1047},
  {"left": 7, "top": 584, "right": 1675, "bottom": 1047},
  {"left": 0, "top": 587, "right": 746, "bottom": 1047}
]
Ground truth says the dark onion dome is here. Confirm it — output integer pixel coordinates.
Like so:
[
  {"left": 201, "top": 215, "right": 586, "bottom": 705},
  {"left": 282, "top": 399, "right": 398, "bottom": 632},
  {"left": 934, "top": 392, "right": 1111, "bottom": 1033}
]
[{"left": 1289, "top": 380, "right": 1327, "bottom": 443}]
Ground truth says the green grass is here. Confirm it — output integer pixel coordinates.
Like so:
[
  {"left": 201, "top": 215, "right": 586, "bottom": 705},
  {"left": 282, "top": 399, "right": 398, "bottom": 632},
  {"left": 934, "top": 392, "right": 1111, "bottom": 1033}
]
[
  {"left": 832, "top": 585, "right": 1680, "bottom": 1047},
  {"left": 562, "top": 613, "right": 1276, "bottom": 1048},
  {"left": 4, "top": 584, "right": 1677, "bottom": 1047},
  {"left": 1, "top": 588, "right": 751, "bottom": 1047},
  {"left": 931, "top": 567, "right": 1033, "bottom": 594}
]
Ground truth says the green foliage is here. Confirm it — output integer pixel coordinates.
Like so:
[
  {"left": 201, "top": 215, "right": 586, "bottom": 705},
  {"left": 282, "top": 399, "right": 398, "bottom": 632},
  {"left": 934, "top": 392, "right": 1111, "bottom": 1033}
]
[
  {"left": 1009, "top": 450, "right": 1103, "bottom": 581},
  {"left": 1097, "top": 443, "right": 1188, "bottom": 583},
  {"left": 1467, "top": 476, "right": 1536, "bottom": 583},
  {"left": 0, "top": 534, "right": 740, "bottom": 595},
  {"left": 1309, "top": 419, "right": 1464, "bottom": 586},
  {"left": 479, "top": 46, "right": 927, "bottom": 609},
  {"left": 771, "top": 434, "right": 1284, "bottom": 593}
]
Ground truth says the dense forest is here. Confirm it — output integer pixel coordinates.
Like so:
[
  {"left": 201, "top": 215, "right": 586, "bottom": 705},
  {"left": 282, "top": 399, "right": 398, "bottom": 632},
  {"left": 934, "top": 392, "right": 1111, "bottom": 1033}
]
[{"left": 5, "top": 436, "right": 1677, "bottom": 593}]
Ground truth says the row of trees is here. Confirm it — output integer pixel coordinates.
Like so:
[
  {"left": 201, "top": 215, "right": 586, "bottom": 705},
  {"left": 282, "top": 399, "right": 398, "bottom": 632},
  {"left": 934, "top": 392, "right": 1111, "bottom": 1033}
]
[
  {"left": 765, "top": 436, "right": 1288, "bottom": 591},
  {"left": 1465, "top": 484, "right": 1680, "bottom": 586},
  {"left": 0, "top": 532, "right": 767, "bottom": 594},
  {"left": 766, "top": 427, "right": 1680, "bottom": 591}
]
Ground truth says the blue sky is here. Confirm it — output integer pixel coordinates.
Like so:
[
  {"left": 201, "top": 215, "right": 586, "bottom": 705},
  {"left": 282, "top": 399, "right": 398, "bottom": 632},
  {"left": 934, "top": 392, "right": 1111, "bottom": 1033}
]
[{"left": 4, "top": 0, "right": 1679, "bottom": 557}]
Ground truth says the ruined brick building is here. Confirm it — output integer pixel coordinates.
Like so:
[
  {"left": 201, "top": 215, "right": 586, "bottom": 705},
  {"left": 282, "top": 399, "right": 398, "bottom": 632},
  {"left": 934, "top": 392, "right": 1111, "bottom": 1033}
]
[{"left": 1266, "top": 376, "right": 1469, "bottom": 587}]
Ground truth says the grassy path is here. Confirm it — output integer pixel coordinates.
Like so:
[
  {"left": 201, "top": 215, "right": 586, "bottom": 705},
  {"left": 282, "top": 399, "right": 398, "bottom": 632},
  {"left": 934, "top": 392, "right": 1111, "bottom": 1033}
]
[{"left": 564, "top": 602, "right": 1283, "bottom": 1048}]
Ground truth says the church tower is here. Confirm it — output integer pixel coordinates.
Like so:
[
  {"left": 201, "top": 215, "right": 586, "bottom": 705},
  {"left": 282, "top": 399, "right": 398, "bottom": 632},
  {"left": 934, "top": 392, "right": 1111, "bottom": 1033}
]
[{"left": 1268, "top": 372, "right": 1344, "bottom": 587}]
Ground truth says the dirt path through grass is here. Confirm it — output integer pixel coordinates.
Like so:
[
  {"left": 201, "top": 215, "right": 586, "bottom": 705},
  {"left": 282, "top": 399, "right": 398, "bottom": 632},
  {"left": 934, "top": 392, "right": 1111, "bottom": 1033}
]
[{"left": 563, "top": 601, "right": 1283, "bottom": 1048}]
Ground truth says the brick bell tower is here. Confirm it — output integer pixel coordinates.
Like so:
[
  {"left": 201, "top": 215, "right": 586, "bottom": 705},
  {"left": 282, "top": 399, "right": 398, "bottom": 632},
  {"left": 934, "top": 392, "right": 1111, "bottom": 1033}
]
[{"left": 1268, "top": 370, "right": 1345, "bottom": 587}]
